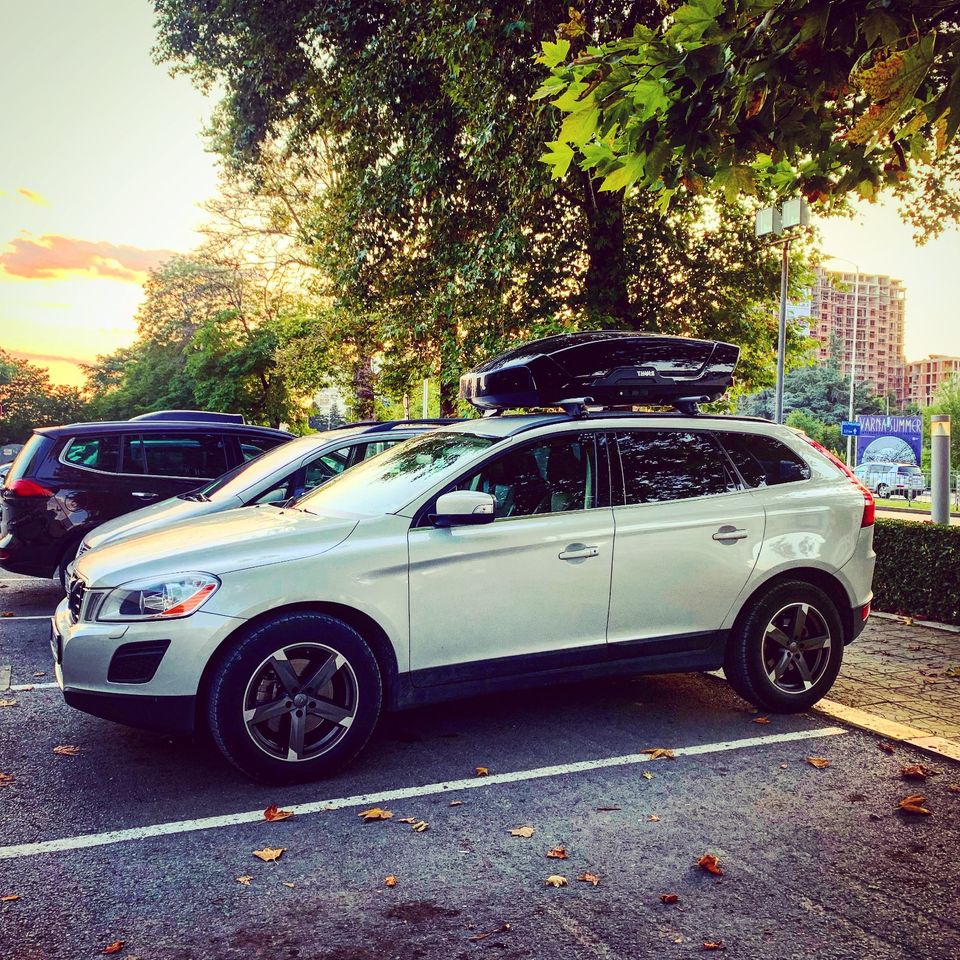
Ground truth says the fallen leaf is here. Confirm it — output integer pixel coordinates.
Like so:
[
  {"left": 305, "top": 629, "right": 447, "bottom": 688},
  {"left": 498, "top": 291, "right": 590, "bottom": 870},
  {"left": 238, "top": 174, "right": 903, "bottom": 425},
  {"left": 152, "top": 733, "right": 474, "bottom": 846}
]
[
  {"left": 32, "top": 672, "right": 45, "bottom": 678},
  {"left": 577, "top": 873, "right": 600, "bottom": 886},
  {"left": 703, "top": 941, "right": 726, "bottom": 951},
  {"left": 509, "top": 826, "right": 535, "bottom": 838},
  {"left": 945, "top": 665, "right": 960, "bottom": 677},
  {"left": 948, "top": 784, "right": 960, "bottom": 794},
  {"left": 475, "top": 766, "right": 489, "bottom": 777},
  {"left": 0, "top": 700, "right": 16, "bottom": 708},
  {"left": 806, "top": 756, "right": 830, "bottom": 769},
  {"left": 546, "top": 846, "right": 568, "bottom": 860},
  {"left": 647, "top": 814, "right": 661, "bottom": 822},
  {"left": 697, "top": 853, "right": 723, "bottom": 876},
  {"left": 411, "top": 820, "right": 429, "bottom": 832},
  {"left": 468, "top": 932, "right": 491, "bottom": 942},
  {"left": 896, "top": 795, "right": 932, "bottom": 815},
  {"left": 1, "top": 894, "right": 20, "bottom": 902},
  {"left": 397, "top": 817, "right": 418, "bottom": 824},
  {"left": 282, "top": 881, "right": 295, "bottom": 888},
  {"left": 0, "top": 612, "right": 13, "bottom": 618},
  {"left": 752, "top": 716, "right": 770, "bottom": 724},
  {"left": 358, "top": 807, "right": 393, "bottom": 821},
  {"left": 595, "top": 805, "right": 621, "bottom": 811},
  {"left": 449, "top": 800, "right": 463, "bottom": 807},
  {"left": 263, "top": 804, "right": 294, "bottom": 822},
  {"left": 901, "top": 764, "right": 934, "bottom": 781},
  {"left": 642, "top": 771, "right": 653, "bottom": 780},
  {"left": 235, "top": 876, "right": 253, "bottom": 885},
  {"left": 659, "top": 893, "right": 679, "bottom": 904},
  {"left": 103, "top": 942, "right": 124, "bottom": 955},
  {"left": 0, "top": 772, "right": 14, "bottom": 787},
  {"left": 878, "top": 741, "right": 896, "bottom": 754},
  {"left": 52, "top": 745, "right": 80, "bottom": 757},
  {"left": 384, "top": 875, "right": 397, "bottom": 887},
  {"left": 641, "top": 748, "right": 675, "bottom": 760},
  {"left": 252, "top": 847, "right": 285, "bottom": 862},
  {"left": 545, "top": 875, "right": 568, "bottom": 888}
]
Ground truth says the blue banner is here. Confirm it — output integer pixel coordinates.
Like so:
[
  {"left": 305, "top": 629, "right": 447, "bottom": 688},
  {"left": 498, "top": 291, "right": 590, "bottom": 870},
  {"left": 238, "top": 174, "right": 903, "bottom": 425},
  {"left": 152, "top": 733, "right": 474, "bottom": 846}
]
[{"left": 855, "top": 415, "right": 923, "bottom": 466}]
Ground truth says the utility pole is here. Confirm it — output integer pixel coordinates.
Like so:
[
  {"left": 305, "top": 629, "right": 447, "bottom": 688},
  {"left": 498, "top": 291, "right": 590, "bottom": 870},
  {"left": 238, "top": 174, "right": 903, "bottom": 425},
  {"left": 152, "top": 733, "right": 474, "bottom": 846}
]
[{"left": 931, "top": 415, "right": 951, "bottom": 525}]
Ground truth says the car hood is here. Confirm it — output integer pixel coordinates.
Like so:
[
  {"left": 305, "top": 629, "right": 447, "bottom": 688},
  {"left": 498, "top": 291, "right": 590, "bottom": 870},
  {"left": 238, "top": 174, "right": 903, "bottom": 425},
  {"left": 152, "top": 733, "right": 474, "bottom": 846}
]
[
  {"left": 74, "top": 504, "right": 360, "bottom": 588},
  {"left": 84, "top": 495, "right": 237, "bottom": 551}
]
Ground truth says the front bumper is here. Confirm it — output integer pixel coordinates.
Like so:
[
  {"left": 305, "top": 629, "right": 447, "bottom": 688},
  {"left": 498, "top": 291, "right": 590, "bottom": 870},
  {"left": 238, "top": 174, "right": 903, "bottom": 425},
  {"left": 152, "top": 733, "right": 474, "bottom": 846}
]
[{"left": 52, "top": 596, "right": 244, "bottom": 734}]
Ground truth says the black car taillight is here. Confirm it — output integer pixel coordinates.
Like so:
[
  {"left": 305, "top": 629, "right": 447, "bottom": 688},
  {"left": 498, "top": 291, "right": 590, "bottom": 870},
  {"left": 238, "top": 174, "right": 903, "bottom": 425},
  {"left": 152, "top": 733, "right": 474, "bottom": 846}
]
[{"left": 6, "top": 479, "right": 53, "bottom": 497}]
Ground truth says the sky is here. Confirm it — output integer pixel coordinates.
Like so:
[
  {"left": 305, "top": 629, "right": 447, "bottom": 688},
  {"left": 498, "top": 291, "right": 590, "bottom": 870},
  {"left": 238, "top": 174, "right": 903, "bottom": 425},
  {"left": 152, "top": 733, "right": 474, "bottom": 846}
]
[{"left": 0, "top": 3, "right": 959, "bottom": 390}]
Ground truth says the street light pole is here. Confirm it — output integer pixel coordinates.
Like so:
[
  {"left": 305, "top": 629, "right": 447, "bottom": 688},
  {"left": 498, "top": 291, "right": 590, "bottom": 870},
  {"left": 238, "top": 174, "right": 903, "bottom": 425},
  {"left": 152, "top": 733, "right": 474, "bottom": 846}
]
[
  {"left": 774, "top": 239, "right": 790, "bottom": 424},
  {"left": 846, "top": 267, "right": 860, "bottom": 467}
]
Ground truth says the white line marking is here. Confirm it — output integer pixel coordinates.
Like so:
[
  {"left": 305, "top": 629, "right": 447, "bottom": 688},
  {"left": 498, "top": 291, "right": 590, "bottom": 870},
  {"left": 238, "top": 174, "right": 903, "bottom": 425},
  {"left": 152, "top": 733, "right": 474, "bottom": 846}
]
[
  {"left": 0, "top": 615, "right": 51, "bottom": 621},
  {"left": 0, "top": 726, "right": 846, "bottom": 861},
  {"left": 8, "top": 681, "right": 59, "bottom": 691},
  {"left": 0, "top": 665, "right": 9, "bottom": 691}
]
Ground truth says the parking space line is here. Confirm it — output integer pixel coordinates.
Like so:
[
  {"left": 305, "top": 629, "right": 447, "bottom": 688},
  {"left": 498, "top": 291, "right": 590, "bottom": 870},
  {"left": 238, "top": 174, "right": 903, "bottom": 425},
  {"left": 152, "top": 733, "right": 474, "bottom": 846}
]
[
  {"left": 0, "top": 614, "right": 52, "bottom": 621},
  {"left": 8, "top": 681, "right": 58, "bottom": 691},
  {"left": 0, "top": 726, "right": 846, "bottom": 861}
]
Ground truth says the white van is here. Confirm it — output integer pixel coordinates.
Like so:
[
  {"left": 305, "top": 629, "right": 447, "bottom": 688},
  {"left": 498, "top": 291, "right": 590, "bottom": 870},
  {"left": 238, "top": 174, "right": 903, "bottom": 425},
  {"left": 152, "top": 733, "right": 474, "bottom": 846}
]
[{"left": 853, "top": 462, "right": 924, "bottom": 499}]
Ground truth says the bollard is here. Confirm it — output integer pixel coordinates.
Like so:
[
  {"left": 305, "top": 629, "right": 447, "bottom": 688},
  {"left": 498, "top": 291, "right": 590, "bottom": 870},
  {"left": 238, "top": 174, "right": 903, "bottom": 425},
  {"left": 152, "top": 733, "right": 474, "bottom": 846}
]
[{"left": 931, "top": 415, "right": 951, "bottom": 525}]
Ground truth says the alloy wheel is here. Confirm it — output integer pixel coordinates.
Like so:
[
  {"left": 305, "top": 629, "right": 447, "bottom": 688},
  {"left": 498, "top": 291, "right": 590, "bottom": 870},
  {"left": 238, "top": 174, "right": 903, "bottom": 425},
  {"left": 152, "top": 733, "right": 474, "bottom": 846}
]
[{"left": 762, "top": 602, "right": 832, "bottom": 695}]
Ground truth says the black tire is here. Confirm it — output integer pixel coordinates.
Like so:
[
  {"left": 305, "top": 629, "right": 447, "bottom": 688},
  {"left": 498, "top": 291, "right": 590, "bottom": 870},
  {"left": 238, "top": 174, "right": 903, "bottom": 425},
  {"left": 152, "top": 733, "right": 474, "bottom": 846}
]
[
  {"left": 723, "top": 581, "right": 844, "bottom": 713},
  {"left": 207, "top": 612, "right": 382, "bottom": 783},
  {"left": 876, "top": 483, "right": 889, "bottom": 499},
  {"left": 56, "top": 537, "right": 84, "bottom": 591}
]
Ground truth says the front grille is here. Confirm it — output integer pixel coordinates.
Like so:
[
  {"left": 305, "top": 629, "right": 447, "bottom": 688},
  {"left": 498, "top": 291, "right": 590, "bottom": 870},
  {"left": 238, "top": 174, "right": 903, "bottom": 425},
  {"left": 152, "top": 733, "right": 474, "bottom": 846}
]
[
  {"left": 67, "top": 577, "right": 86, "bottom": 623},
  {"left": 75, "top": 540, "right": 90, "bottom": 560}
]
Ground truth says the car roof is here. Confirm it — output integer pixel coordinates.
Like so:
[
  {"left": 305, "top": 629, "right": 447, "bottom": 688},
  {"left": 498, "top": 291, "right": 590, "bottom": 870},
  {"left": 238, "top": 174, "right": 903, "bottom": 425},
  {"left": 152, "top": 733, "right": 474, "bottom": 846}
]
[{"left": 35, "top": 421, "right": 292, "bottom": 439}]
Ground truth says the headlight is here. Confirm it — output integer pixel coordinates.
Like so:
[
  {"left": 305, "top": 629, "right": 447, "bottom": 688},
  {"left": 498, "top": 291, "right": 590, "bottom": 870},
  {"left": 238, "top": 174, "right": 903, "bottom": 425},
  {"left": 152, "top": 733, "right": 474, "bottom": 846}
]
[{"left": 96, "top": 573, "right": 220, "bottom": 622}]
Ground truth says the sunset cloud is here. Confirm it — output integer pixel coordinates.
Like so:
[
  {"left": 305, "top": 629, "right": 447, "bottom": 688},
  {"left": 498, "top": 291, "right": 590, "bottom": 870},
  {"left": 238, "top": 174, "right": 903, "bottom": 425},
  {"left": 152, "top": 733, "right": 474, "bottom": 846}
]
[
  {"left": 16, "top": 187, "right": 50, "bottom": 206},
  {"left": 0, "top": 234, "right": 175, "bottom": 283}
]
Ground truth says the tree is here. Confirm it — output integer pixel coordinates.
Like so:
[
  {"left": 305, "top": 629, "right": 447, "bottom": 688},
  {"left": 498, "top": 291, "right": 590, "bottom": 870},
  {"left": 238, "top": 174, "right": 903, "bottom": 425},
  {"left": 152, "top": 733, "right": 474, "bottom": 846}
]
[
  {"left": 925, "top": 374, "right": 960, "bottom": 473},
  {"left": 0, "top": 351, "right": 87, "bottom": 444},
  {"left": 537, "top": 2, "right": 960, "bottom": 236},
  {"left": 153, "top": 0, "right": 812, "bottom": 416}
]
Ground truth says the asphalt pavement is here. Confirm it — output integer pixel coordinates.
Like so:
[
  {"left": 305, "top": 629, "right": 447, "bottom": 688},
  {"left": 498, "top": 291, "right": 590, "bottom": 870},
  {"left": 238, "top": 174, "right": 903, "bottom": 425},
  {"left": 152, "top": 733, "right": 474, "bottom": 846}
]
[{"left": 1, "top": 573, "right": 958, "bottom": 960}]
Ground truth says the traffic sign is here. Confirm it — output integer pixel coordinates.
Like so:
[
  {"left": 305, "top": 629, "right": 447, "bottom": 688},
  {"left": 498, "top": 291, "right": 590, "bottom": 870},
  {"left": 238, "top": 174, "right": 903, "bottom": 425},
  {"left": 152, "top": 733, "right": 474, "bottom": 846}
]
[{"left": 841, "top": 421, "right": 861, "bottom": 436}]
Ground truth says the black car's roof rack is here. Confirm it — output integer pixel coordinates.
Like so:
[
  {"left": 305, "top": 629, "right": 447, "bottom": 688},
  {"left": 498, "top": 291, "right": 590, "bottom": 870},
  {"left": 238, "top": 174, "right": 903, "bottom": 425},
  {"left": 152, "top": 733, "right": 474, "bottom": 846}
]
[
  {"left": 330, "top": 418, "right": 464, "bottom": 433},
  {"left": 130, "top": 410, "right": 246, "bottom": 424}
]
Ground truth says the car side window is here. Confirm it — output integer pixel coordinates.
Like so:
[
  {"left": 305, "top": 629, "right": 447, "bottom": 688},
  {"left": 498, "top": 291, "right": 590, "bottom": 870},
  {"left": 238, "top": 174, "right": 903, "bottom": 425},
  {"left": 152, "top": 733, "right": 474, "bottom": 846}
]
[
  {"left": 239, "top": 435, "right": 283, "bottom": 461},
  {"left": 349, "top": 439, "right": 403, "bottom": 465},
  {"left": 124, "top": 433, "right": 230, "bottom": 479},
  {"left": 62, "top": 436, "right": 121, "bottom": 472},
  {"left": 455, "top": 435, "right": 597, "bottom": 519},
  {"left": 615, "top": 430, "right": 735, "bottom": 505},
  {"left": 717, "top": 432, "right": 811, "bottom": 487}
]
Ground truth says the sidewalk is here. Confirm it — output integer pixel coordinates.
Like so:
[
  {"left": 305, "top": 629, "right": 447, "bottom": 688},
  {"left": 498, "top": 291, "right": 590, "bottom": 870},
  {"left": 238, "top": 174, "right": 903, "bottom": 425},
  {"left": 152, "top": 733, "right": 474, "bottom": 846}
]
[{"left": 830, "top": 614, "right": 960, "bottom": 740}]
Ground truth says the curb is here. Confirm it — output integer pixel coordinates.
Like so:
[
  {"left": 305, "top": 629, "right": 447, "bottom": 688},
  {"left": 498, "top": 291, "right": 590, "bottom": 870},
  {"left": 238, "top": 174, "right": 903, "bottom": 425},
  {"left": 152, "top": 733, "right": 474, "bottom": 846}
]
[
  {"left": 870, "top": 610, "right": 960, "bottom": 635},
  {"left": 813, "top": 698, "right": 960, "bottom": 764},
  {"left": 876, "top": 505, "right": 960, "bottom": 519}
]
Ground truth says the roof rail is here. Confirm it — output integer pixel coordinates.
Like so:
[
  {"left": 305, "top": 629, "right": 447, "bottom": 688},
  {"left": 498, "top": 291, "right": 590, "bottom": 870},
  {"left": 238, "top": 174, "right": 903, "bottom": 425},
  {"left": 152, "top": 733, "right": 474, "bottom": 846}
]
[
  {"left": 363, "top": 418, "right": 464, "bottom": 434},
  {"left": 130, "top": 410, "right": 246, "bottom": 424}
]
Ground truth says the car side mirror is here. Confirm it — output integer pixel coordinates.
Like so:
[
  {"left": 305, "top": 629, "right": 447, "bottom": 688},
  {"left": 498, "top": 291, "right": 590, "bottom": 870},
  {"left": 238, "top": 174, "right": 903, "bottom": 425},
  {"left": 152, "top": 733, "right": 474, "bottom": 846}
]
[{"left": 433, "top": 490, "right": 496, "bottom": 527}]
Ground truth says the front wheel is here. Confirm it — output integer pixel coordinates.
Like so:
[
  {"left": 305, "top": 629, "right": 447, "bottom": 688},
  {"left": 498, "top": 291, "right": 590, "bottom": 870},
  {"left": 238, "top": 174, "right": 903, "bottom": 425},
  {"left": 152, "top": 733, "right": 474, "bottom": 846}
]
[
  {"left": 207, "top": 612, "right": 382, "bottom": 783},
  {"left": 723, "top": 581, "right": 843, "bottom": 713},
  {"left": 876, "top": 483, "right": 889, "bottom": 499}
]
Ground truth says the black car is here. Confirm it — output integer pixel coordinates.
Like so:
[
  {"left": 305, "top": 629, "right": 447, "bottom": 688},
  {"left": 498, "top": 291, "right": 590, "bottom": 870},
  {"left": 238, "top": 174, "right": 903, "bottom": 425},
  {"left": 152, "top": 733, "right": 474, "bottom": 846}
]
[{"left": 0, "top": 412, "right": 291, "bottom": 581}]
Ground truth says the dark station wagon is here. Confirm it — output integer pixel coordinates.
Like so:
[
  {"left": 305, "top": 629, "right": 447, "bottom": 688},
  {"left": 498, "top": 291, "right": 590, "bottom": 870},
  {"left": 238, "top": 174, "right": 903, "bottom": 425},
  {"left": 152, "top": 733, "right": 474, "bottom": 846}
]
[{"left": 0, "top": 411, "right": 291, "bottom": 582}]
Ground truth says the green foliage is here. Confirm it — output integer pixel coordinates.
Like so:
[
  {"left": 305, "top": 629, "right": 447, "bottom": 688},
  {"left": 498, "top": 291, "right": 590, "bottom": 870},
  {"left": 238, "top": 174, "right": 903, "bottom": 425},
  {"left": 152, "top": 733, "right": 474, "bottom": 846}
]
[
  {"left": 0, "top": 351, "right": 87, "bottom": 444},
  {"left": 873, "top": 518, "right": 960, "bottom": 625},
  {"left": 923, "top": 374, "right": 960, "bottom": 472},
  {"left": 537, "top": 2, "right": 960, "bottom": 236}
]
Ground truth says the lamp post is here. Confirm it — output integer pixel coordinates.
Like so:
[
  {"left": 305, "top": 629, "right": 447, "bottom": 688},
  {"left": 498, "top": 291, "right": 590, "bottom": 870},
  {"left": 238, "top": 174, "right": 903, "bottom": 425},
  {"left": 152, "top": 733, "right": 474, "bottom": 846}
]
[{"left": 822, "top": 256, "right": 861, "bottom": 467}]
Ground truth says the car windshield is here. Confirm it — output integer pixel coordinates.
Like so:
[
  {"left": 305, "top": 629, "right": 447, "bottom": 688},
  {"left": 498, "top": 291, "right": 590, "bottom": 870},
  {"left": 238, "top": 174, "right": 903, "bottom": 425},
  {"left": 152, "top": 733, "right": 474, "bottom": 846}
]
[
  {"left": 293, "top": 430, "right": 497, "bottom": 516},
  {"left": 897, "top": 466, "right": 922, "bottom": 475},
  {"left": 188, "top": 434, "right": 332, "bottom": 501}
]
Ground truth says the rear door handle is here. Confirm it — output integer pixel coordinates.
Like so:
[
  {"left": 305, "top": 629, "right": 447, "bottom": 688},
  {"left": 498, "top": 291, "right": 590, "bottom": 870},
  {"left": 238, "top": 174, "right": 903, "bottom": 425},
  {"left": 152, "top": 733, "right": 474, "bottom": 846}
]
[
  {"left": 712, "top": 526, "right": 748, "bottom": 543},
  {"left": 558, "top": 544, "right": 600, "bottom": 561}
]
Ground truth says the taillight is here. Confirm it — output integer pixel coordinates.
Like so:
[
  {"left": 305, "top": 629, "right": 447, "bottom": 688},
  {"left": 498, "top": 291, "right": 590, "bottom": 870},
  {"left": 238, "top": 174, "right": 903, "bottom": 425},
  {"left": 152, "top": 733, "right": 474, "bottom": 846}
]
[
  {"left": 7, "top": 479, "right": 54, "bottom": 498},
  {"left": 798, "top": 435, "right": 874, "bottom": 527}
]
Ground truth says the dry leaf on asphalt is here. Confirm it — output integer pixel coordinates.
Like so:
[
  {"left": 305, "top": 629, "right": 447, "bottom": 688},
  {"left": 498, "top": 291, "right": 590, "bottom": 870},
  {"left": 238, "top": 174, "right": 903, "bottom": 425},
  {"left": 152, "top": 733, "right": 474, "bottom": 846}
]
[
  {"left": 901, "top": 764, "right": 935, "bottom": 781},
  {"left": 945, "top": 665, "right": 960, "bottom": 677},
  {"left": 0, "top": 700, "right": 16, "bottom": 708},
  {"left": 577, "top": 873, "right": 600, "bottom": 887},
  {"left": 806, "top": 756, "right": 830, "bottom": 769},
  {"left": 263, "top": 804, "right": 294, "bottom": 822},
  {"left": 697, "top": 853, "right": 723, "bottom": 876},
  {"left": 752, "top": 716, "right": 770, "bottom": 724},
  {"left": 103, "top": 942, "right": 124, "bottom": 955},
  {"left": 659, "top": 893, "right": 679, "bottom": 904},
  {"left": 896, "top": 795, "right": 932, "bottom": 815},
  {"left": 475, "top": 766, "right": 489, "bottom": 777},
  {"left": 642, "top": 771, "right": 653, "bottom": 780},
  {"left": 282, "top": 881, "right": 295, "bottom": 888},
  {"left": 703, "top": 941, "right": 726, "bottom": 951},
  {"left": 410, "top": 820, "right": 429, "bottom": 832},
  {"left": 509, "top": 826, "right": 535, "bottom": 838},
  {"left": 641, "top": 748, "right": 675, "bottom": 760},
  {"left": 546, "top": 846, "right": 568, "bottom": 860},
  {"left": 252, "top": 847, "right": 285, "bottom": 862},
  {"left": 32, "top": 672, "right": 45, "bottom": 678},
  {"left": 1, "top": 894, "right": 20, "bottom": 902},
  {"left": 52, "top": 745, "right": 80, "bottom": 757},
  {"left": 948, "top": 784, "right": 960, "bottom": 794},
  {"left": 648, "top": 814, "right": 661, "bottom": 822},
  {"left": 449, "top": 800, "right": 463, "bottom": 807},
  {"left": 878, "top": 741, "right": 896, "bottom": 754},
  {"left": 0, "top": 772, "right": 14, "bottom": 787},
  {"left": 384, "top": 875, "right": 398, "bottom": 887},
  {"left": 358, "top": 807, "right": 393, "bottom": 821},
  {"left": 545, "top": 875, "right": 568, "bottom": 888},
  {"left": 397, "top": 817, "right": 418, "bottom": 824},
  {"left": 0, "top": 612, "right": 13, "bottom": 618},
  {"left": 235, "top": 876, "right": 253, "bottom": 885}
]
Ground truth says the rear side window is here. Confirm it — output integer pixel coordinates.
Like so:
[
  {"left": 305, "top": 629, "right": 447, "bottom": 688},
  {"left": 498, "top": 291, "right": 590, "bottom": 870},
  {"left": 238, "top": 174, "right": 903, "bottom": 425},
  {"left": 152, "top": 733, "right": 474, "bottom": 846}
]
[
  {"left": 239, "top": 434, "right": 285, "bottom": 461},
  {"left": 4, "top": 434, "right": 51, "bottom": 484},
  {"left": 123, "top": 433, "right": 229, "bottom": 479},
  {"left": 718, "top": 432, "right": 811, "bottom": 487},
  {"left": 62, "top": 435, "right": 121, "bottom": 473},
  {"left": 615, "top": 431, "right": 734, "bottom": 505}
]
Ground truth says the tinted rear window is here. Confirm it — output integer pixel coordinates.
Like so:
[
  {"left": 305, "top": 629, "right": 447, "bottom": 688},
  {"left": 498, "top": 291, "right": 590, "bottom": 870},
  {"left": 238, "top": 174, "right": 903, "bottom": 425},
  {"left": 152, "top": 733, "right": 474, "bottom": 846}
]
[
  {"left": 3, "top": 434, "right": 50, "bottom": 485},
  {"left": 615, "top": 430, "right": 734, "bottom": 505},
  {"left": 718, "top": 432, "right": 811, "bottom": 487},
  {"left": 123, "top": 433, "right": 229, "bottom": 478},
  {"left": 62, "top": 435, "right": 121, "bottom": 473}
]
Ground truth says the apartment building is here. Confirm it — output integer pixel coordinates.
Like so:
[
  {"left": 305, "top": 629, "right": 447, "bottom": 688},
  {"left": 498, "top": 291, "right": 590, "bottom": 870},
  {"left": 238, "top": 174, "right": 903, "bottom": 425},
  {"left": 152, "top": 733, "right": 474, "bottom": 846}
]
[
  {"left": 901, "top": 354, "right": 960, "bottom": 407},
  {"left": 808, "top": 269, "right": 906, "bottom": 399}
]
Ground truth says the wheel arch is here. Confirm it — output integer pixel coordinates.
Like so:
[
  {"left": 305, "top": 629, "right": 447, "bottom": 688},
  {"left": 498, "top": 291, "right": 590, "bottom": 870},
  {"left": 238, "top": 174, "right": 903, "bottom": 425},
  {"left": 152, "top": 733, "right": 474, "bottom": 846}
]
[{"left": 196, "top": 601, "right": 402, "bottom": 728}]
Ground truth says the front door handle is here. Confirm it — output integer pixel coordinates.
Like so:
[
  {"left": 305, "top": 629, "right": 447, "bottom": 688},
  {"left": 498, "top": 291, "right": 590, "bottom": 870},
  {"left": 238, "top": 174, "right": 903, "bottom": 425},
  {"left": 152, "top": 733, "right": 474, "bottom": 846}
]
[
  {"left": 559, "top": 544, "right": 600, "bottom": 561},
  {"left": 713, "top": 526, "right": 748, "bottom": 543}
]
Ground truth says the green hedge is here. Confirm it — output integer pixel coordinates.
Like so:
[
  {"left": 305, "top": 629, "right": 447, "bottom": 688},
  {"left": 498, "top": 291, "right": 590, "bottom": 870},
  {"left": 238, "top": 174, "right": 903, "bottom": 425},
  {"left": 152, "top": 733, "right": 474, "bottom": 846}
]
[{"left": 872, "top": 518, "right": 960, "bottom": 625}]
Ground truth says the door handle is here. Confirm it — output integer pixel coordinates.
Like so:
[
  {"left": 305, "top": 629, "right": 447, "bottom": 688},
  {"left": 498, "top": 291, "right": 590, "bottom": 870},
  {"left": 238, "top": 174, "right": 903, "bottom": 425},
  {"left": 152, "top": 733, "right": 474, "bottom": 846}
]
[
  {"left": 712, "top": 526, "right": 748, "bottom": 543},
  {"left": 558, "top": 544, "right": 600, "bottom": 561}
]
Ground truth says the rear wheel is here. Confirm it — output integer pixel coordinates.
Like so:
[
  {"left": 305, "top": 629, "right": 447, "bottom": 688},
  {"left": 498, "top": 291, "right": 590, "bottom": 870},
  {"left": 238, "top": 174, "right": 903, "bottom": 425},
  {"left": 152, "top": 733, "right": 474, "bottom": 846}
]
[
  {"left": 724, "top": 581, "right": 843, "bottom": 713},
  {"left": 207, "top": 612, "right": 382, "bottom": 783},
  {"left": 876, "top": 483, "right": 889, "bottom": 499}
]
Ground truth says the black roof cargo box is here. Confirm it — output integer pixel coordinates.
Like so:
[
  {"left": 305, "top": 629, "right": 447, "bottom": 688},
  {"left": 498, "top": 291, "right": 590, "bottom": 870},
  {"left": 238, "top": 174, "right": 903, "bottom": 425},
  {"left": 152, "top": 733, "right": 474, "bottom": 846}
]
[{"left": 460, "top": 332, "right": 739, "bottom": 411}]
